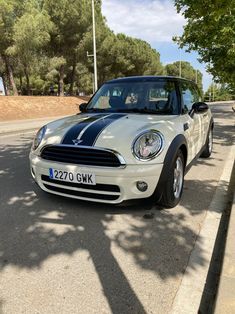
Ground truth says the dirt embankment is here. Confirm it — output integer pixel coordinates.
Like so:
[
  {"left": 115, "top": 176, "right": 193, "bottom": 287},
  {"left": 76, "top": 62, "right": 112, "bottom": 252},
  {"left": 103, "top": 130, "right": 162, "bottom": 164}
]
[{"left": 0, "top": 96, "right": 90, "bottom": 121}]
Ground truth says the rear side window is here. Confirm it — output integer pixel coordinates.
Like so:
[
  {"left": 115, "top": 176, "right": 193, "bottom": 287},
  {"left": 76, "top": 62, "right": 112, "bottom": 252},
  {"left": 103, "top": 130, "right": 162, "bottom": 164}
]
[{"left": 180, "top": 81, "right": 200, "bottom": 113}]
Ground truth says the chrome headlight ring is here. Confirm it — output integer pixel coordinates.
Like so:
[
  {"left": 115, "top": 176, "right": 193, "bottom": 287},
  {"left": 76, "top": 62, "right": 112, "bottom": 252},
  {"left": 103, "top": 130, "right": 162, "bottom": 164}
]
[
  {"left": 132, "top": 130, "right": 164, "bottom": 161},
  {"left": 32, "top": 125, "right": 47, "bottom": 150}
]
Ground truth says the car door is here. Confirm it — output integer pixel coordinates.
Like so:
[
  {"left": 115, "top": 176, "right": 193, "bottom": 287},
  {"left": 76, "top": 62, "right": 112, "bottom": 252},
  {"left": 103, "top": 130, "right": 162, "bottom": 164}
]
[
  {"left": 179, "top": 81, "right": 203, "bottom": 161},
  {"left": 192, "top": 84, "right": 211, "bottom": 146},
  {"left": 200, "top": 103, "right": 211, "bottom": 148}
]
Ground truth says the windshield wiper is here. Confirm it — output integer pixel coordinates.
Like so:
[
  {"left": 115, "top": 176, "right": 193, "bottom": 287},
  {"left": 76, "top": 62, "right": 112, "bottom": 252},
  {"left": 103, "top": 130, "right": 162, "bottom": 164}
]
[
  {"left": 85, "top": 108, "right": 167, "bottom": 114},
  {"left": 86, "top": 108, "right": 107, "bottom": 112},
  {"left": 115, "top": 108, "right": 159, "bottom": 114}
]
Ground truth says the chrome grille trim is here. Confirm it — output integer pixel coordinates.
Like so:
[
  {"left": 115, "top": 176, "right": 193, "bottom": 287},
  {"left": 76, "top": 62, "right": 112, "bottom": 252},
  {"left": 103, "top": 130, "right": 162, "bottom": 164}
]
[
  {"left": 42, "top": 183, "right": 120, "bottom": 201},
  {"left": 42, "top": 180, "right": 121, "bottom": 196}
]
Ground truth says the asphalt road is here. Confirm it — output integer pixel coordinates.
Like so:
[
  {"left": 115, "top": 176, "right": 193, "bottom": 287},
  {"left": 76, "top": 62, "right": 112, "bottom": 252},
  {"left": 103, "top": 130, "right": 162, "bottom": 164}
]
[{"left": 0, "top": 103, "right": 234, "bottom": 314}]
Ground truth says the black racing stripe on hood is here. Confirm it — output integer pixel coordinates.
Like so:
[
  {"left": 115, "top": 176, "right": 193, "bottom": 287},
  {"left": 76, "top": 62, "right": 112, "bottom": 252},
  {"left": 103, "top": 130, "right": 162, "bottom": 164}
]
[
  {"left": 62, "top": 114, "right": 108, "bottom": 145},
  {"left": 78, "top": 113, "right": 126, "bottom": 146}
]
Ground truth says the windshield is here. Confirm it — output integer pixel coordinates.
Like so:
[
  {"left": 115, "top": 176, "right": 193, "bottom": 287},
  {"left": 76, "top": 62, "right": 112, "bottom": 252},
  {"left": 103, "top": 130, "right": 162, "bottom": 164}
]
[{"left": 87, "top": 80, "right": 179, "bottom": 115}]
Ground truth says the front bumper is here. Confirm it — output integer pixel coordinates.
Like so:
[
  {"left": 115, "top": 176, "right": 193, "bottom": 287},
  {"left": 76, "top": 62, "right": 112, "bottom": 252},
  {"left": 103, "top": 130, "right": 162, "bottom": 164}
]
[{"left": 29, "top": 152, "right": 163, "bottom": 204}]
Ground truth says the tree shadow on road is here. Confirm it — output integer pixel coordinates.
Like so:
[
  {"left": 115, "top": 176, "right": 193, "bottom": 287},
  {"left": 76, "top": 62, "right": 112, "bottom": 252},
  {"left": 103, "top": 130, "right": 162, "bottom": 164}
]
[
  {"left": 211, "top": 107, "right": 234, "bottom": 147},
  {"left": 0, "top": 129, "right": 230, "bottom": 313}
]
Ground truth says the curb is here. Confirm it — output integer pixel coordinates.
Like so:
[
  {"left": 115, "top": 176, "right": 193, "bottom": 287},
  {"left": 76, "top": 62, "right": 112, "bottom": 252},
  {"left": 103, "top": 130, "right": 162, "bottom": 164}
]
[
  {"left": 0, "top": 128, "right": 38, "bottom": 137},
  {"left": 207, "top": 101, "right": 235, "bottom": 105},
  {"left": 0, "top": 116, "right": 66, "bottom": 136},
  {"left": 171, "top": 146, "right": 235, "bottom": 314}
]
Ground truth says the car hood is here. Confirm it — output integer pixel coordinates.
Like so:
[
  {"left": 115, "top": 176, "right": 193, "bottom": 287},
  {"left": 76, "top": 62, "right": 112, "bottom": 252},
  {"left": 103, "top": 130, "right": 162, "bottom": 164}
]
[{"left": 38, "top": 113, "right": 181, "bottom": 164}]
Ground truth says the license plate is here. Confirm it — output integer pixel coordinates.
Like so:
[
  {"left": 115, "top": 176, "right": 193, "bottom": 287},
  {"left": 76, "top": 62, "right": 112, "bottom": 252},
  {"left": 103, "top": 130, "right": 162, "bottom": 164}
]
[{"left": 49, "top": 168, "right": 96, "bottom": 185}]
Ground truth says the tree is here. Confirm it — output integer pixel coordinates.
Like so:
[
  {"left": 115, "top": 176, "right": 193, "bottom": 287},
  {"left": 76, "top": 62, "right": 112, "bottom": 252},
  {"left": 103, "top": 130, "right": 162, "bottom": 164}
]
[
  {"left": 110, "top": 34, "right": 164, "bottom": 78},
  {"left": 81, "top": 30, "right": 164, "bottom": 87},
  {"left": 0, "top": 0, "right": 23, "bottom": 95},
  {"left": 165, "top": 61, "right": 203, "bottom": 92},
  {"left": 174, "top": 0, "right": 235, "bottom": 90},
  {"left": 7, "top": 2, "right": 53, "bottom": 94},
  {"left": 0, "top": 0, "right": 204, "bottom": 96},
  {"left": 43, "top": 0, "right": 94, "bottom": 96}
]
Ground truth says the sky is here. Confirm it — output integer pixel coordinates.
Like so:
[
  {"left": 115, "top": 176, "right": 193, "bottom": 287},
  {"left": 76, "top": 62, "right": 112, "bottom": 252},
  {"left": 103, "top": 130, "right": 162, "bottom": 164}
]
[{"left": 102, "top": 0, "right": 212, "bottom": 91}]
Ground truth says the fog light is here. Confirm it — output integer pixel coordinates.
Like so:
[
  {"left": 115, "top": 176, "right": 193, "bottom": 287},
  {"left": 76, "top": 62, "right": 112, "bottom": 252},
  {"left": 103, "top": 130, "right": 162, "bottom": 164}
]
[{"left": 136, "top": 181, "right": 148, "bottom": 192}]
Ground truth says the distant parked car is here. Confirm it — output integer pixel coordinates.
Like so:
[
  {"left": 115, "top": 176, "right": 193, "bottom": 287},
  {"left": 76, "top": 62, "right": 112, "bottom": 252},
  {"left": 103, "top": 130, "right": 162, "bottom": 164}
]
[
  {"left": 30, "top": 76, "right": 213, "bottom": 208},
  {"left": 0, "top": 77, "right": 5, "bottom": 96}
]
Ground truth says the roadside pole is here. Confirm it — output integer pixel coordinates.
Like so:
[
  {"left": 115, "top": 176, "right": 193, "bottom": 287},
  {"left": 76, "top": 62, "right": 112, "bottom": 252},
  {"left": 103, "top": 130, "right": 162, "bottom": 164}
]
[{"left": 92, "top": 0, "right": 98, "bottom": 92}]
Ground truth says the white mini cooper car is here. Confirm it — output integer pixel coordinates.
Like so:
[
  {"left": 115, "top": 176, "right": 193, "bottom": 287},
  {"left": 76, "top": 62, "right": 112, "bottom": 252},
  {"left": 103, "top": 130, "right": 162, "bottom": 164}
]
[{"left": 30, "top": 76, "right": 213, "bottom": 208}]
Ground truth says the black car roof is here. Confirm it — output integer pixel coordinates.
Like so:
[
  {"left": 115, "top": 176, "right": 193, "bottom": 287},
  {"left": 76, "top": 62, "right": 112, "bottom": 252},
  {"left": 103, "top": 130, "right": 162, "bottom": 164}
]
[{"left": 106, "top": 75, "right": 195, "bottom": 84}]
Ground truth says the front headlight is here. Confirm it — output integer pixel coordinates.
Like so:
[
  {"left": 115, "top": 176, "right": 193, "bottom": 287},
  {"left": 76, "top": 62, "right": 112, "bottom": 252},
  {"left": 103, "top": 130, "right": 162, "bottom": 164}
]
[
  {"left": 32, "top": 125, "right": 47, "bottom": 150},
  {"left": 132, "top": 130, "right": 164, "bottom": 161}
]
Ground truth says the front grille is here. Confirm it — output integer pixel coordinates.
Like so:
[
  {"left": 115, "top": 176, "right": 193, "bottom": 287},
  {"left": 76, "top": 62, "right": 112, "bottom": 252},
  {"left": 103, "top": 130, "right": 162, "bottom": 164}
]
[
  {"left": 41, "top": 175, "right": 120, "bottom": 201},
  {"left": 40, "top": 145, "right": 123, "bottom": 167}
]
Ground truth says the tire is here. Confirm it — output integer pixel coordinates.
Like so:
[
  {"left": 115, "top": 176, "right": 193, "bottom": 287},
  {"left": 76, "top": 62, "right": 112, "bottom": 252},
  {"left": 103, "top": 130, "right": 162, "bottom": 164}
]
[
  {"left": 158, "top": 150, "right": 185, "bottom": 208},
  {"left": 200, "top": 127, "right": 213, "bottom": 158}
]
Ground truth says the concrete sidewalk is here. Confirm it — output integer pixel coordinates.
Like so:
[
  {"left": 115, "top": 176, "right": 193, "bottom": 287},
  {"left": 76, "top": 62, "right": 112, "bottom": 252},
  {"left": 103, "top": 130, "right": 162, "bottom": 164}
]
[
  {"left": 0, "top": 116, "right": 66, "bottom": 135},
  {"left": 214, "top": 188, "right": 235, "bottom": 313},
  {"left": 171, "top": 147, "right": 235, "bottom": 314}
]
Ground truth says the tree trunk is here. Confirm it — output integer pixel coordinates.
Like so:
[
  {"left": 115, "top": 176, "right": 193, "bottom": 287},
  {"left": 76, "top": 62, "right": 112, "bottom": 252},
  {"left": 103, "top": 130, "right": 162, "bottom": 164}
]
[
  {"left": 69, "top": 58, "right": 76, "bottom": 95},
  {"left": 3, "top": 55, "right": 18, "bottom": 95},
  {"left": 24, "top": 67, "right": 30, "bottom": 95},
  {"left": 19, "top": 74, "right": 23, "bottom": 95},
  {"left": 59, "top": 64, "right": 65, "bottom": 96}
]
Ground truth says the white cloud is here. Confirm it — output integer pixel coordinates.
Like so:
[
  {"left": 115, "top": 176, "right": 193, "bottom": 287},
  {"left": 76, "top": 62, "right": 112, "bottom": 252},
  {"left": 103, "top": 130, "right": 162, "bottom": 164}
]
[
  {"left": 101, "top": 1, "right": 212, "bottom": 91},
  {"left": 102, "top": 0, "right": 185, "bottom": 43}
]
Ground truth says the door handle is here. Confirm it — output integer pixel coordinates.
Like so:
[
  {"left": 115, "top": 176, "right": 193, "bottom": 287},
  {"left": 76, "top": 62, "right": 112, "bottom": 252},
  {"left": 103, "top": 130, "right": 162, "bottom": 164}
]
[{"left": 183, "top": 123, "right": 189, "bottom": 131}]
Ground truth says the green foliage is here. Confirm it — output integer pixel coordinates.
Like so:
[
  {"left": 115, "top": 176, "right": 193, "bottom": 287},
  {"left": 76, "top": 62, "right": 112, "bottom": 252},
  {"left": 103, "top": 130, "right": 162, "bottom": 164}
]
[
  {"left": 7, "top": 5, "right": 53, "bottom": 74},
  {"left": 10, "top": 9, "right": 52, "bottom": 55},
  {"left": 75, "top": 63, "right": 93, "bottom": 94},
  {"left": 174, "top": 0, "right": 235, "bottom": 89},
  {"left": 44, "top": 0, "right": 91, "bottom": 55},
  {"left": 165, "top": 61, "right": 203, "bottom": 92},
  {"left": 204, "top": 83, "right": 235, "bottom": 102},
  {"left": 108, "top": 34, "right": 164, "bottom": 78},
  {"left": 0, "top": 0, "right": 23, "bottom": 53},
  {"left": 46, "top": 57, "right": 66, "bottom": 81},
  {"left": 77, "top": 29, "right": 164, "bottom": 87}
]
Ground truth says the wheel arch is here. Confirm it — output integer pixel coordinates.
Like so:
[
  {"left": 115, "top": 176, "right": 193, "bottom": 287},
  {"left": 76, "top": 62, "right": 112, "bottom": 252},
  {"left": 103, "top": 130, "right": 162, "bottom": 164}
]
[
  {"left": 152, "top": 134, "right": 187, "bottom": 203},
  {"left": 208, "top": 117, "right": 214, "bottom": 130},
  {"left": 179, "top": 143, "right": 187, "bottom": 166}
]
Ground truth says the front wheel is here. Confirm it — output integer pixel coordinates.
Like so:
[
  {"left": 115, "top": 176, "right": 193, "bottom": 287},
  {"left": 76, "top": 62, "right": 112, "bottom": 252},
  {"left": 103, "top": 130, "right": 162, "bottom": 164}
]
[
  {"left": 201, "top": 128, "right": 213, "bottom": 158},
  {"left": 158, "top": 150, "right": 185, "bottom": 208}
]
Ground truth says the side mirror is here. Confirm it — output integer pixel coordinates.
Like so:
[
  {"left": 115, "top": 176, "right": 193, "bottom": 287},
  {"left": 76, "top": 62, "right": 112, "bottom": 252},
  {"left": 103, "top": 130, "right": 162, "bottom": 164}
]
[
  {"left": 79, "top": 102, "right": 87, "bottom": 113},
  {"left": 191, "top": 102, "right": 209, "bottom": 114},
  {"left": 189, "top": 101, "right": 209, "bottom": 117}
]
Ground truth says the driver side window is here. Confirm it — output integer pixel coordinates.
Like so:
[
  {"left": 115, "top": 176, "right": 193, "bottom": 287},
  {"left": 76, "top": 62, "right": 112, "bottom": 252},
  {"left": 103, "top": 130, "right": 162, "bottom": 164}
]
[
  {"left": 180, "top": 82, "right": 200, "bottom": 113},
  {"left": 94, "top": 87, "right": 124, "bottom": 109}
]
